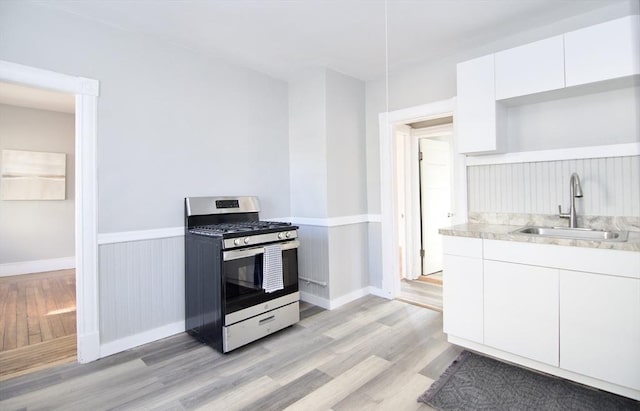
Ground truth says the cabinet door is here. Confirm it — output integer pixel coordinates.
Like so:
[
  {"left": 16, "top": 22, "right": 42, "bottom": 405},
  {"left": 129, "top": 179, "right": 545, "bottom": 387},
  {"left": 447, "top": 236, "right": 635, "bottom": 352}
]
[
  {"left": 560, "top": 270, "right": 640, "bottom": 390},
  {"left": 456, "top": 54, "right": 503, "bottom": 154},
  {"left": 565, "top": 15, "right": 640, "bottom": 87},
  {"left": 484, "top": 260, "right": 559, "bottom": 366},
  {"left": 495, "top": 36, "right": 565, "bottom": 100},
  {"left": 443, "top": 254, "right": 483, "bottom": 343}
]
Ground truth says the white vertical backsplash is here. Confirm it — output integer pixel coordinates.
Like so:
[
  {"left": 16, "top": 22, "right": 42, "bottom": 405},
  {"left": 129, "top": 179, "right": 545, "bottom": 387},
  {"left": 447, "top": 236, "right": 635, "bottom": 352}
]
[
  {"left": 468, "top": 156, "right": 640, "bottom": 217},
  {"left": 99, "top": 236, "right": 185, "bottom": 343}
]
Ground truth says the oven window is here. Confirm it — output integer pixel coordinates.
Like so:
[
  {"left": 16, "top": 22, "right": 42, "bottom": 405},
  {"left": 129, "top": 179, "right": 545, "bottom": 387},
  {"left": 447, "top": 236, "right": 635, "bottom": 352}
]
[{"left": 224, "top": 247, "right": 298, "bottom": 314}]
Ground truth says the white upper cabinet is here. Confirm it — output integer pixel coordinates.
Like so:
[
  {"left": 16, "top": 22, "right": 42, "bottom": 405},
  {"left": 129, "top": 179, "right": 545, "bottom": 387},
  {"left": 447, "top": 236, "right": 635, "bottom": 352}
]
[
  {"left": 495, "top": 36, "right": 565, "bottom": 100},
  {"left": 565, "top": 15, "right": 640, "bottom": 87},
  {"left": 456, "top": 54, "right": 504, "bottom": 154}
]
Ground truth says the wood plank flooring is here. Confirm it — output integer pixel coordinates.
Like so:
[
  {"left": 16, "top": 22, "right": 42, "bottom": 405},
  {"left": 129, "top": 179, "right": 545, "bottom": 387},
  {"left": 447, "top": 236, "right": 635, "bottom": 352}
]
[
  {"left": 0, "top": 269, "right": 77, "bottom": 381},
  {"left": 398, "top": 279, "right": 443, "bottom": 311},
  {"left": 0, "top": 296, "right": 461, "bottom": 411},
  {"left": 0, "top": 269, "right": 76, "bottom": 351}
]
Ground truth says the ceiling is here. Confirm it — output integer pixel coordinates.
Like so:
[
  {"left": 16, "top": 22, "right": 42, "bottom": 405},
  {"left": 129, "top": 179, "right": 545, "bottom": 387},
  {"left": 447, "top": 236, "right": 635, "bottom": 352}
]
[
  {"left": 33, "top": 0, "right": 624, "bottom": 82},
  {"left": 0, "top": 82, "right": 75, "bottom": 114}
]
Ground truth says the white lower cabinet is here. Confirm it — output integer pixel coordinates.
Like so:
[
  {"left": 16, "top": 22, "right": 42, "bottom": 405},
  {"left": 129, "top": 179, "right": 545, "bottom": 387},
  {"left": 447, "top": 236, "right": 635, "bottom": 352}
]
[
  {"left": 484, "top": 260, "right": 559, "bottom": 366},
  {"left": 442, "top": 236, "right": 640, "bottom": 399},
  {"left": 443, "top": 254, "right": 483, "bottom": 343},
  {"left": 560, "top": 270, "right": 640, "bottom": 390}
]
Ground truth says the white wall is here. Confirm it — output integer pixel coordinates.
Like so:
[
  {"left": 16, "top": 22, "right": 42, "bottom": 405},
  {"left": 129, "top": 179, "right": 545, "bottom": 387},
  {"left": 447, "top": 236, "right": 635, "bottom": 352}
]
[
  {"left": 0, "top": 104, "right": 75, "bottom": 265},
  {"left": 506, "top": 86, "right": 640, "bottom": 152},
  {"left": 0, "top": 1, "right": 291, "bottom": 233},
  {"left": 326, "top": 69, "right": 367, "bottom": 217},
  {"left": 0, "top": 1, "right": 290, "bottom": 350},
  {"left": 289, "top": 68, "right": 328, "bottom": 218},
  {"left": 289, "top": 68, "right": 369, "bottom": 304}
]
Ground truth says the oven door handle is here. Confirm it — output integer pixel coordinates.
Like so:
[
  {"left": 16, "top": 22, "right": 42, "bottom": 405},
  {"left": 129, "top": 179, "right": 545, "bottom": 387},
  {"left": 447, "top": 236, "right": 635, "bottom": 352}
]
[{"left": 223, "top": 240, "right": 299, "bottom": 261}]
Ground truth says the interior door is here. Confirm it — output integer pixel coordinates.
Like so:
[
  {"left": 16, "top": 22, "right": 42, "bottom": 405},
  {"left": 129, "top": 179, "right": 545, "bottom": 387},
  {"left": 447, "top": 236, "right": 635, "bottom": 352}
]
[{"left": 419, "top": 138, "right": 451, "bottom": 275}]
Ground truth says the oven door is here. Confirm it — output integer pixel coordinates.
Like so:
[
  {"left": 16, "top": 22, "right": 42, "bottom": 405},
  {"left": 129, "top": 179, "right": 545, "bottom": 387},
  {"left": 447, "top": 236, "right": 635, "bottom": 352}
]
[{"left": 222, "top": 240, "right": 299, "bottom": 316}]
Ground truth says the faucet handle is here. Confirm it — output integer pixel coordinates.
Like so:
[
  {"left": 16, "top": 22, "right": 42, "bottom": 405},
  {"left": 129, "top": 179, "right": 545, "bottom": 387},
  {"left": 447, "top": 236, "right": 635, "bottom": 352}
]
[{"left": 558, "top": 205, "right": 569, "bottom": 219}]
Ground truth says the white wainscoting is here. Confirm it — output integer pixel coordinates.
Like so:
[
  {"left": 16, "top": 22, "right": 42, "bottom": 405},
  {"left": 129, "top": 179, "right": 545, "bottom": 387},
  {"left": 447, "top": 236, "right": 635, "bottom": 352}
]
[
  {"left": 98, "top": 236, "right": 184, "bottom": 345},
  {"left": 468, "top": 155, "right": 640, "bottom": 216},
  {"left": 0, "top": 256, "right": 75, "bottom": 277},
  {"left": 94, "top": 213, "right": 382, "bottom": 356},
  {"left": 297, "top": 225, "right": 331, "bottom": 300}
]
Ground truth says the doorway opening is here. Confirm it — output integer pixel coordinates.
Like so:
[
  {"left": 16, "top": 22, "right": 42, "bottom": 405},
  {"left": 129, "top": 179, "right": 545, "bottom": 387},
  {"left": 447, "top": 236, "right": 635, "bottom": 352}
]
[
  {"left": 0, "top": 82, "right": 78, "bottom": 380},
  {"left": 0, "top": 59, "right": 100, "bottom": 371},
  {"left": 395, "top": 117, "right": 453, "bottom": 310},
  {"left": 379, "top": 98, "right": 466, "bottom": 305}
]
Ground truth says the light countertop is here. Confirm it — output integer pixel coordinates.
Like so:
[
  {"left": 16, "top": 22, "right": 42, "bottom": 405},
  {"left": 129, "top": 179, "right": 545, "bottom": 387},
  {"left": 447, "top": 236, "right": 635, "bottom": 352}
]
[{"left": 439, "top": 223, "right": 640, "bottom": 252}]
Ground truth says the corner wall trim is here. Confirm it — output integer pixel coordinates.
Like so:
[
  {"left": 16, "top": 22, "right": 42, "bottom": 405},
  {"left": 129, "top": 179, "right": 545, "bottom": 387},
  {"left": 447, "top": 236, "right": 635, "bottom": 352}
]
[
  {"left": 291, "top": 214, "right": 382, "bottom": 227},
  {"left": 98, "top": 227, "right": 184, "bottom": 245},
  {"left": 99, "top": 320, "right": 185, "bottom": 358},
  {"left": 97, "top": 214, "right": 384, "bottom": 245},
  {"left": 0, "top": 256, "right": 75, "bottom": 277}
]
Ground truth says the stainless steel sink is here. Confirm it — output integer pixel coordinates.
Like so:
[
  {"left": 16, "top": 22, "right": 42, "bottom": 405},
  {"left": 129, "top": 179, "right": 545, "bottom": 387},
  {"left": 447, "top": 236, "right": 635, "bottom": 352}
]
[{"left": 511, "top": 226, "right": 629, "bottom": 242}]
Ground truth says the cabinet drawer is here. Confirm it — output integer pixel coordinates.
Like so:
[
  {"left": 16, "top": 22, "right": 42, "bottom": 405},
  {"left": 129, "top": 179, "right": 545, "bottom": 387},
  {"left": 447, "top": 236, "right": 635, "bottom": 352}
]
[
  {"left": 223, "top": 301, "right": 299, "bottom": 352},
  {"left": 484, "top": 239, "right": 640, "bottom": 279},
  {"left": 443, "top": 235, "right": 482, "bottom": 258}
]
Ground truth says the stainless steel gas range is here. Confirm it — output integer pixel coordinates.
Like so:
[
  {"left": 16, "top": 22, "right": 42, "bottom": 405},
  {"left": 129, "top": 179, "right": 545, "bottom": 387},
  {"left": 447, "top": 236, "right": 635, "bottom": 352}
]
[{"left": 184, "top": 196, "right": 300, "bottom": 353}]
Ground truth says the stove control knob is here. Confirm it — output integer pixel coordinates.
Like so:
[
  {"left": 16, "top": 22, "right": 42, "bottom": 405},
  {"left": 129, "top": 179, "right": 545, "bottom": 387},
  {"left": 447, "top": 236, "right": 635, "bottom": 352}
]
[
  {"left": 277, "top": 233, "right": 284, "bottom": 239},
  {"left": 234, "top": 239, "right": 241, "bottom": 246},
  {"left": 244, "top": 237, "right": 250, "bottom": 244},
  {"left": 285, "top": 232, "right": 291, "bottom": 238}
]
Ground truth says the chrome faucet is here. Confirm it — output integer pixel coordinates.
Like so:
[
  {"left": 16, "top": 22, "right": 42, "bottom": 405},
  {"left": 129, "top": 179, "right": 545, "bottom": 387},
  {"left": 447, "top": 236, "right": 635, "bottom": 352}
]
[{"left": 558, "top": 172, "right": 583, "bottom": 228}]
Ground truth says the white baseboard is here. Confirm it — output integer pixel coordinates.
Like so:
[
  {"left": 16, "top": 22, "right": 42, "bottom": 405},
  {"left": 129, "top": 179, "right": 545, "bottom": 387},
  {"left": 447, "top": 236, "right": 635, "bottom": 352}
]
[
  {"left": 77, "top": 331, "right": 100, "bottom": 364},
  {"left": 328, "top": 287, "right": 371, "bottom": 309},
  {"left": 368, "top": 286, "right": 391, "bottom": 299},
  {"left": 99, "top": 320, "right": 185, "bottom": 358},
  {"left": 300, "top": 286, "right": 385, "bottom": 310},
  {"left": 300, "top": 291, "right": 331, "bottom": 309},
  {"left": 0, "top": 256, "right": 75, "bottom": 277}
]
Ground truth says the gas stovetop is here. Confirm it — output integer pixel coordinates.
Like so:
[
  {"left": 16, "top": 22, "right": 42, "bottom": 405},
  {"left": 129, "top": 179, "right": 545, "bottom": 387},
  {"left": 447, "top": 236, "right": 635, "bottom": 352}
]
[{"left": 188, "top": 221, "right": 295, "bottom": 238}]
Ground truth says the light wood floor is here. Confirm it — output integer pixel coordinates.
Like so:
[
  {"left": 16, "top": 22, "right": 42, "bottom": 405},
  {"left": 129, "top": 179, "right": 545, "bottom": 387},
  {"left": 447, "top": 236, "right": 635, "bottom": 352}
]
[
  {"left": 0, "top": 269, "right": 77, "bottom": 380},
  {"left": 0, "top": 296, "right": 461, "bottom": 411},
  {"left": 398, "top": 278, "right": 443, "bottom": 311},
  {"left": 0, "top": 269, "right": 76, "bottom": 351}
]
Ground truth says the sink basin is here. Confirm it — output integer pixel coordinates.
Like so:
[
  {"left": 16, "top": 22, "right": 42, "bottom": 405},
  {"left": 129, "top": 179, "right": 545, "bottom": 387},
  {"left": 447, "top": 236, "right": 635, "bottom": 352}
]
[{"left": 511, "top": 226, "right": 629, "bottom": 242}]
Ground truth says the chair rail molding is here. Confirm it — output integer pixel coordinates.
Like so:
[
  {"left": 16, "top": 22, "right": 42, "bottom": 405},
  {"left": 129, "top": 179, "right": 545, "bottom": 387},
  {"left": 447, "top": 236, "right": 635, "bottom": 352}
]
[{"left": 0, "top": 60, "right": 100, "bottom": 363}]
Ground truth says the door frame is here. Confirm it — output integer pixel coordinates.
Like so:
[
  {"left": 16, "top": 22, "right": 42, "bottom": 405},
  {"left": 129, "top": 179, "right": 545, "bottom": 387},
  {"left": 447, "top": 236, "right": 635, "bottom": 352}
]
[
  {"left": 0, "top": 60, "right": 100, "bottom": 363},
  {"left": 378, "top": 98, "right": 467, "bottom": 299}
]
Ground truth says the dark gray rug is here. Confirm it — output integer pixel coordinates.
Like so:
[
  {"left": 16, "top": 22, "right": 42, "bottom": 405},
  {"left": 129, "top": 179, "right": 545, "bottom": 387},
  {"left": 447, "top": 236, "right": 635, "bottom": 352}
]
[{"left": 418, "top": 351, "right": 640, "bottom": 411}]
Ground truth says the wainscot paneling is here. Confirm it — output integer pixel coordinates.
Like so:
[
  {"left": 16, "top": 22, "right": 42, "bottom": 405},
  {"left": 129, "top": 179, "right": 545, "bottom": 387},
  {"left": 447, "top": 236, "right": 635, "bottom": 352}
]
[
  {"left": 98, "top": 236, "right": 184, "bottom": 344},
  {"left": 296, "top": 225, "right": 330, "bottom": 300},
  {"left": 329, "top": 223, "right": 369, "bottom": 300},
  {"left": 468, "top": 155, "right": 640, "bottom": 217}
]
